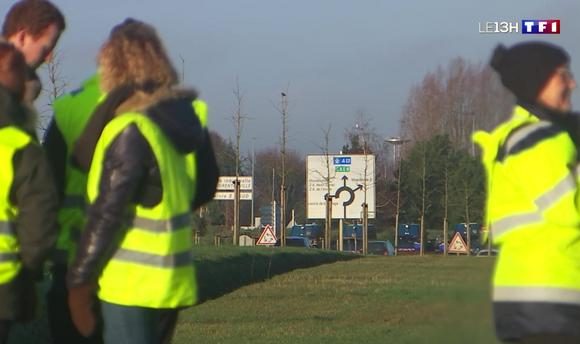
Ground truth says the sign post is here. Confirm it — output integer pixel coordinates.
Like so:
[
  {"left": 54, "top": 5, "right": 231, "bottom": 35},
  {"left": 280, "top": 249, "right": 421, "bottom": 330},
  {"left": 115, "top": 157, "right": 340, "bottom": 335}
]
[{"left": 214, "top": 176, "right": 253, "bottom": 246}]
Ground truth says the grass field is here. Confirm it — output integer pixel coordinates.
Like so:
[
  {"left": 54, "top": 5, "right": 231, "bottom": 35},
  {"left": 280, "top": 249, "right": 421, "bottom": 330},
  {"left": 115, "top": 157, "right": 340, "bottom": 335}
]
[
  {"left": 8, "top": 248, "right": 500, "bottom": 344},
  {"left": 175, "top": 254, "right": 500, "bottom": 344}
]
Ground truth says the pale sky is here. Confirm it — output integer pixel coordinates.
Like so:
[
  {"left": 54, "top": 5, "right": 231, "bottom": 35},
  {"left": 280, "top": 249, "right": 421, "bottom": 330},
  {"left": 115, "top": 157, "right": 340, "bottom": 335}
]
[{"left": 4, "top": 0, "right": 579, "bottom": 154}]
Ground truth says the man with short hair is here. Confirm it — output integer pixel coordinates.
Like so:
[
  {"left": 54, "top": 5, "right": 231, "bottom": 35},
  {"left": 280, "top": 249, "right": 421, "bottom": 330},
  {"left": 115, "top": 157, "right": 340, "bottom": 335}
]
[{"left": 2, "top": 0, "right": 66, "bottom": 104}]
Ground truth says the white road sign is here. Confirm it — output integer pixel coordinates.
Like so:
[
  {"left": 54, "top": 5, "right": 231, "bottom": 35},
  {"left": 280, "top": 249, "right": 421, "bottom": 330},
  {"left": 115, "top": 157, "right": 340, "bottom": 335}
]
[
  {"left": 307, "top": 154, "right": 375, "bottom": 219},
  {"left": 217, "top": 176, "right": 253, "bottom": 191},
  {"left": 213, "top": 191, "right": 253, "bottom": 201}
]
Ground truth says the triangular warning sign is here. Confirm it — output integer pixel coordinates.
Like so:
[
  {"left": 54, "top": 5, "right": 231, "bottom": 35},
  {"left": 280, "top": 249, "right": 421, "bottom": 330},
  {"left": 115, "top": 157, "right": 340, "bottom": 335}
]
[
  {"left": 256, "top": 224, "right": 277, "bottom": 245},
  {"left": 448, "top": 232, "right": 468, "bottom": 254}
]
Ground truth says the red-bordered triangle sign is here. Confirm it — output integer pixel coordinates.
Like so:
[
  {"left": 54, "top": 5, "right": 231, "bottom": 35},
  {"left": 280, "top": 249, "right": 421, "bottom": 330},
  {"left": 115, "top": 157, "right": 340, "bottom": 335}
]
[
  {"left": 256, "top": 224, "right": 277, "bottom": 245},
  {"left": 448, "top": 232, "right": 468, "bottom": 254}
]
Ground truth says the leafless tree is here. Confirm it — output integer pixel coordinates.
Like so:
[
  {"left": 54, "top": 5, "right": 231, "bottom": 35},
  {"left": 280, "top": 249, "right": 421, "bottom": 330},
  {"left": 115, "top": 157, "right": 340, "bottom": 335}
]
[
  {"left": 39, "top": 50, "right": 67, "bottom": 133},
  {"left": 317, "top": 123, "right": 334, "bottom": 249},
  {"left": 231, "top": 77, "right": 248, "bottom": 245},
  {"left": 400, "top": 57, "right": 513, "bottom": 151}
]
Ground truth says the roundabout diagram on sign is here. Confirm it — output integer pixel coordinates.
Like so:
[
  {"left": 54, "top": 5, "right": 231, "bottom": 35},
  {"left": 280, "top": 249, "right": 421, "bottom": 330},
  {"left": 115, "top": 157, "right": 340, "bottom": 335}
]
[
  {"left": 325, "top": 176, "right": 363, "bottom": 219},
  {"left": 307, "top": 154, "right": 376, "bottom": 220}
]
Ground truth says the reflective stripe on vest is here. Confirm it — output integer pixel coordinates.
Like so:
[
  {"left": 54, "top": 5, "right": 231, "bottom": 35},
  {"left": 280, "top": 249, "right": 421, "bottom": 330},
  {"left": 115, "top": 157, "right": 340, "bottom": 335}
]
[
  {"left": 490, "top": 168, "right": 578, "bottom": 237},
  {"left": 131, "top": 212, "right": 191, "bottom": 233},
  {"left": 0, "top": 221, "right": 14, "bottom": 235},
  {"left": 113, "top": 248, "right": 192, "bottom": 268},
  {"left": 89, "top": 112, "right": 197, "bottom": 308},
  {"left": 0, "top": 253, "right": 18, "bottom": 263},
  {"left": 494, "top": 286, "right": 580, "bottom": 306},
  {"left": 0, "top": 126, "right": 32, "bottom": 284}
]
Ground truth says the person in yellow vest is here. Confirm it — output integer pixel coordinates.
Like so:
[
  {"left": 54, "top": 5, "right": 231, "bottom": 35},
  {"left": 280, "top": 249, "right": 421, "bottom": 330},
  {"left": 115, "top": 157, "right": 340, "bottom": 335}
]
[
  {"left": 0, "top": 42, "right": 58, "bottom": 344},
  {"left": 473, "top": 42, "right": 578, "bottom": 343},
  {"left": 66, "top": 18, "right": 218, "bottom": 343},
  {"left": 43, "top": 74, "right": 104, "bottom": 343}
]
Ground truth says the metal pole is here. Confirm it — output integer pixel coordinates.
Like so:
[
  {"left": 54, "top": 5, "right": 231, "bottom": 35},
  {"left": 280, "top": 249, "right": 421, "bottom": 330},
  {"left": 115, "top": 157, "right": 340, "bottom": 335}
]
[
  {"left": 385, "top": 137, "right": 409, "bottom": 257},
  {"left": 251, "top": 138, "right": 255, "bottom": 227},
  {"left": 280, "top": 92, "right": 287, "bottom": 248},
  {"left": 233, "top": 179, "right": 240, "bottom": 245},
  {"left": 443, "top": 218, "right": 448, "bottom": 256},
  {"left": 280, "top": 184, "right": 286, "bottom": 247},
  {"left": 325, "top": 195, "right": 333, "bottom": 250},
  {"left": 339, "top": 218, "right": 344, "bottom": 251},
  {"left": 363, "top": 203, "right": 368, "bottom": 255},
  {"left": 394, "top": 144, "right": 402, "bottom": 256}
]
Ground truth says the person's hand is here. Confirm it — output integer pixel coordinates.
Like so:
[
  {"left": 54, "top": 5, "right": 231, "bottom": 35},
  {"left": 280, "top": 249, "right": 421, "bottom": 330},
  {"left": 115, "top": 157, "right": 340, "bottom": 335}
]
[{"left": 68, "top": 283, "right": 97, "bottom": 337}]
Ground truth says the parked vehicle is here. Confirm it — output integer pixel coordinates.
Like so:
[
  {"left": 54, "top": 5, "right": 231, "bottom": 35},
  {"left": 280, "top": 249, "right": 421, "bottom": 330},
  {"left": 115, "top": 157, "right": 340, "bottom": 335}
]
[
  {"left": 476, "top": 249, "right": 499, "bottom": 257},
  {"left": 368, "top": 240, "right": 395, "bottom": 256},
  {"left": 281, "top": 236, "right": 311, "bottom": 248},
  {"left": 397, "top": 240, "right": 418, "bottom": 253}
]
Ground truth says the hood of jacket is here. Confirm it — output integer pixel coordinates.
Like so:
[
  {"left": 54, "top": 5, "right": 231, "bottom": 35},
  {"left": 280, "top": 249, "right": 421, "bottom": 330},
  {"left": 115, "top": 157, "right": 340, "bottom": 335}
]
[{"left": 115, "top": 87, "right": 204, "bottom": 154}]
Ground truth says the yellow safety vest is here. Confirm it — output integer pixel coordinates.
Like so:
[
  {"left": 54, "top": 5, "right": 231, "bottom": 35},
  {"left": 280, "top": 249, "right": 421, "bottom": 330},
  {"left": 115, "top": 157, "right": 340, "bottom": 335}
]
[
  {"left": 52, "top": 74, "right": 102, "bottom": 263},
  {"left": 87, "top": 112, "right": 197, "bottom": 308},
  {"left": 473, "top": 105, "right": 580, "bottom": 305},
  {"left": 0, "top": 127, "right": 32, "bottom": 284}
]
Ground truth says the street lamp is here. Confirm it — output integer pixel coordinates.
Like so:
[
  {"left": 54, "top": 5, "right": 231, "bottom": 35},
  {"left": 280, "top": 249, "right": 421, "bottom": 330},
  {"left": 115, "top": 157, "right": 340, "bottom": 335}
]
[
  {"left": 355, "top": 123, "right": 369, "bottom": 255},
  {"left": 385, "top": 136, "right": 409, "bottom": 256}
]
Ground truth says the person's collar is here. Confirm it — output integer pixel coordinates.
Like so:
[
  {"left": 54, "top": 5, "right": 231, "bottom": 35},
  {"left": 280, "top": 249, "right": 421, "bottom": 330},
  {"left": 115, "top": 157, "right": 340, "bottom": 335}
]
[{"left": 517, "top": 99, "right": 569, "bottom": 121}]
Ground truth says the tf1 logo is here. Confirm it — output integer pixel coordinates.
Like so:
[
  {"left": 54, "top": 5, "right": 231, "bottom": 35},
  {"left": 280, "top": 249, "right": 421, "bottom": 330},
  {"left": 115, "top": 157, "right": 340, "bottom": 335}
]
[
  {"left": 522, "top": 20, "right": 560, "bottom": 34},
  {"left": 478, "top": 19, "right": 560, "bottom": 34}
]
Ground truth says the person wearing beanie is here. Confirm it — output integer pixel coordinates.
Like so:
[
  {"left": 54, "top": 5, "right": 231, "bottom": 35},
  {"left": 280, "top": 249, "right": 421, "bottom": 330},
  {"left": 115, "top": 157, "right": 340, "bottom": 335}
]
[{"left": 473, "top": 41, "right": 579, "bottom": 343}]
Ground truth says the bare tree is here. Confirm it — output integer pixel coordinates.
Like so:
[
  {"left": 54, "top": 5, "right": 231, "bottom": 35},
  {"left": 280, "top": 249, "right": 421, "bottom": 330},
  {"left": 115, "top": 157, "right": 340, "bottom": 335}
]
[
  {"left": 317, "top": 123, "right": 334, "bottom": 249},
  {"left": 274, "top": 88, "right": 290, "bottom": 246},
  {"left": 400, "top": 57, "right": 513, "bottom": 150},
  {"left": 39, "top": 50, "right": 67, "bottom": 133}
]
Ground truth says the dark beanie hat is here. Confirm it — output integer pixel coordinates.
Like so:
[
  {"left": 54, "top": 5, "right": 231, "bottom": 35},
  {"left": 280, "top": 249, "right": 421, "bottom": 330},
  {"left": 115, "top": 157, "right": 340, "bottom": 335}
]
[{"left": 490, "top": 41, "right": 569, "bottom": 103}]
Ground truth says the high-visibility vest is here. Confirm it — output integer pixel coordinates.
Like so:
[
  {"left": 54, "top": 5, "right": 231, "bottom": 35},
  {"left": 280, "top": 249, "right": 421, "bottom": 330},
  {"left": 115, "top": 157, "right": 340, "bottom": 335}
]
[
  {"left": 87, "top": 112, "right": 197, "bottom": 308},
  {"left": 184, "top": 99, "right": 208, "bottom": 184},
  {"left": 52, "top": 75, "right": 102, "bottom": 263},
  {"left": 0, "top": 127, "right": 33, "bottom": 284},
  {"left": 473, "top": 105, "right": 580, "bottom": 306}
]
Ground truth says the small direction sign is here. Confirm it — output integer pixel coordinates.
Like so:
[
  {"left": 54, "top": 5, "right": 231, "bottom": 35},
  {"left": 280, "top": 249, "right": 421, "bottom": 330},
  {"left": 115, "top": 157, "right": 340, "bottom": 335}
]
[
  {"left": 448, "top": 232, "right": 468, "bottom": 254},
  {"left": 217, "top": 176, "right": 253, "bottom": 191},
  {"left": 213, "top": 191, "right": 253, "bottom": 201},
  {"left": 256, "top": 224, "right": 277, "bottom": 246}
]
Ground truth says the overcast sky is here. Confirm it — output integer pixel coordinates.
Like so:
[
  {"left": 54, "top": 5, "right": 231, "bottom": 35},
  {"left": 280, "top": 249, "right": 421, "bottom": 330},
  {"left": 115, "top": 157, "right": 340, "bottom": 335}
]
[{"left": 4, "top": 0, "right": 579, "bottom": 155}]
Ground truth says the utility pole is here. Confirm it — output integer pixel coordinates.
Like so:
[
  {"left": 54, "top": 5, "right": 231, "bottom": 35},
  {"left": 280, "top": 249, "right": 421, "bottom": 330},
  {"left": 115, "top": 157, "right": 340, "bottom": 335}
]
[
  {"left": 279, "top": 91, "right": 288, "bottom": 247},
  {"left": 356, "top": 123, "right": 369, "bottom": 255},
  {"left": 232, "top": 78, "right": 245, "bottom": 246},
  {"left": 251, "top": 137, "right": 256, "bottom": 227},
  {"left": 385, "top": 137, "right": 409, "bottom": 256}
]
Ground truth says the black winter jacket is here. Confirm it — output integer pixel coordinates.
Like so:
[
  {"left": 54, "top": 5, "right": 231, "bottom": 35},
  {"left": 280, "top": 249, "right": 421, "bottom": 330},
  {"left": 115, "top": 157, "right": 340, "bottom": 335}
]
[
  {"left": 67, "top": 88, "right": 219, "bottom": 287},
  {"left": 0, "top": 87, "right": 59, "bottom": 320}
]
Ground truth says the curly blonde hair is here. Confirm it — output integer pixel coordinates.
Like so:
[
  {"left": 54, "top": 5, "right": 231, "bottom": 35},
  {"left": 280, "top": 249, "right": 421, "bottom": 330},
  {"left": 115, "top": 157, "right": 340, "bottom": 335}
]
[{"left": 98, "top": 18, "right": 178, "bottom": 93}]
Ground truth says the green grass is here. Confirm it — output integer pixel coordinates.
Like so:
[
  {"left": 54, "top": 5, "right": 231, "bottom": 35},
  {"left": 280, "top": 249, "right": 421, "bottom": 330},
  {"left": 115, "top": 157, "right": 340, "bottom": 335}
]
[
  {"left": 175, "top": 255, "right": 500, "bottom": 344},
  {"left": 8, "top": 249, "right": 500, "bottom": 344}
]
